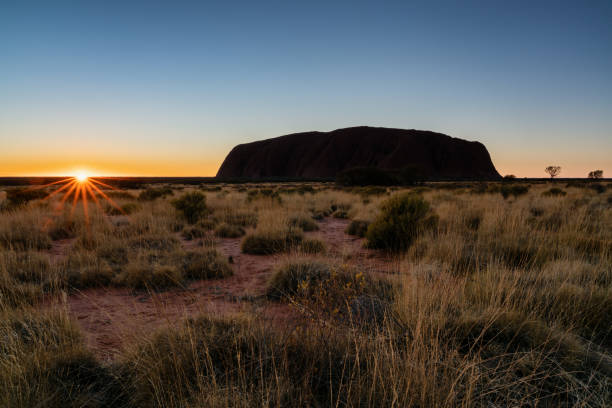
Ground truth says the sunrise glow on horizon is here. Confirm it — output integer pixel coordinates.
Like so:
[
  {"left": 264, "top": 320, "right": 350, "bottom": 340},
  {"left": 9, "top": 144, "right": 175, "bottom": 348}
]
[{"left": 1, "top": 1, "right": 611, "bottom": 178}]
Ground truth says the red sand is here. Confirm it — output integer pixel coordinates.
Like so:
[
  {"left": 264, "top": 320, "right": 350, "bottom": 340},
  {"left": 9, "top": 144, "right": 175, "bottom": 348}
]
[{"left": 45, "top": 218, "right": 397, "bottom": 359}]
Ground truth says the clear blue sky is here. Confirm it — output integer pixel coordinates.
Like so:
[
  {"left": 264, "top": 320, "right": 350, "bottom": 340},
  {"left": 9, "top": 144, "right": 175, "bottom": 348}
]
[{"left": 1, "top": 0, "right": 611, "bottom": 177}]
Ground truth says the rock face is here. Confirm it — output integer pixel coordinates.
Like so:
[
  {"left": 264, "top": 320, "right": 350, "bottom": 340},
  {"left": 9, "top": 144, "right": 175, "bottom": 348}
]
[{"left": 216, "top": 126, "right": 500, "bottom": 180}]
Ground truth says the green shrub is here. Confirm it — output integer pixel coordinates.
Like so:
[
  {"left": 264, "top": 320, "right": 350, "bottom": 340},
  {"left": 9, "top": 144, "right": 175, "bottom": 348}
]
[
  {"left": 182, "top": 250, "right": 233, "bottom": 280},
  {"left": 171, "top": 192, "right": 208, "bottom": 224},
  {"left": 214, "top": 223, "right": 245, "bottom": 238},
  {"left": 365, "top": 193, "right": 437, "bottom": 252},
  {"left": 345, "top": 220, "right": 369, "bottom": 237},
  {"left": 241, "top": 228, "right": 303, "bottom": 255}
]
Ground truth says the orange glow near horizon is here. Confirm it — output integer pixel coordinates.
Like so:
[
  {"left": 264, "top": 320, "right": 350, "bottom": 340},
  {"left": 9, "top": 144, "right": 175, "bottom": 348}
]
[{"left": 25, "top": 176, "right": 129, "bottom": 227}]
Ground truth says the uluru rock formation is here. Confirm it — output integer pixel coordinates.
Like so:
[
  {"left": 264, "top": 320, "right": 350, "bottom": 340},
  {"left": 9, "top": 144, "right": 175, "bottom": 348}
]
[{"left": 216, "top": 126, "right": 500, "bottom": 180}]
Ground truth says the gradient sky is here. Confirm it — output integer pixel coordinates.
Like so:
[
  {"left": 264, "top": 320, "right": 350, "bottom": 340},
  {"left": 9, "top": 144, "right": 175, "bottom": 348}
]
[{"left": 1, "top": 0, "right": 611, "bottom": 177}]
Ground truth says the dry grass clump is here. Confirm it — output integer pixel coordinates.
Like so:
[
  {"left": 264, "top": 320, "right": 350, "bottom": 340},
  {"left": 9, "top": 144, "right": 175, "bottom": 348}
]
[
  {"left": 366, "top": 192, "right": 438, "bottom": 251},
  {"left": 298, "top": 238, "right": 326, "bottom": 254},
  {"left": 345, "top": 219, "right": 369, "bottom": 237},
  {"left": 115, "top": 261, "right": 183, "bottom": 290},
  {"left": 211, "top": 208, "right": 258, "bottom": 230},
  {"left": 122, "top": 315, "right": 396, "bottom": 407},
  {"left": 0, "top": 309, "right": 125, "bottom": 408},
  {"left": 61, "top": 250, "right": 116, "bottom": 288},
  {"left": 214, "top": 222, "right": 245, "bottom": 238},
  {"left": 241, "top": 228, "right": 303, "bottom": 255},
  {"left": 543, "top": 187, "right": 567, "bottom": 197},
  {"left": 288, "top": 214, "right": 319, "bottom": 231},
  {"left": 499, "top": 183, "right": 530, "bottom": 199},
  {"left": 0, "top": 212, "right": 52, "bottom": 251},
  {"left": 180, "top": 225, "right": 207, "bottom": 240},
  {"left": 137, "top": 187, "right": 173, "bottom": 201},
  {"left": 267, "top": 259, "right": 394, "bottom": 326},
  {"left": 182, "top": 249, "right": 233, "bottom": 280},
  {"left": 110, "top": 248, "right": 232, "bottom": 290}
]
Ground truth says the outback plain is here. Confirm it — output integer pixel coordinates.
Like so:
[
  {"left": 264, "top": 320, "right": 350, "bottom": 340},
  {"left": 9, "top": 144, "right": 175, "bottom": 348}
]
[{"left": 0, "top": 178, "right": 610, "bottom": 407}]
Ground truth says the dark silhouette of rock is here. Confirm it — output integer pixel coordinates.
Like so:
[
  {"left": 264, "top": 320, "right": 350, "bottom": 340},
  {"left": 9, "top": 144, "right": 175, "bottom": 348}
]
[{"left": 216, "top": 126, "right": 500, "bottom": 180}]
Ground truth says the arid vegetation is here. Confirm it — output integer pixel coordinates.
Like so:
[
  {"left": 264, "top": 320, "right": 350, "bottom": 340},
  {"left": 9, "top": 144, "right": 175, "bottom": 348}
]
[{"left": 0, "top": 180, "right": 610, "bottom": 407}]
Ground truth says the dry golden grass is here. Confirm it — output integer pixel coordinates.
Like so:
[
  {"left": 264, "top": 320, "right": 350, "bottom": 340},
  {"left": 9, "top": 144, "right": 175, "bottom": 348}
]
[{"left": 0, "top": 181, "right": 610, "bottom": 407}]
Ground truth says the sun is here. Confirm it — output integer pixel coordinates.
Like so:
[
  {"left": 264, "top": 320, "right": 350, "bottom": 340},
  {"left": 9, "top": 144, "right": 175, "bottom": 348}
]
[{"left": 75, "top": 173, "right": 88, "bottom": 182}]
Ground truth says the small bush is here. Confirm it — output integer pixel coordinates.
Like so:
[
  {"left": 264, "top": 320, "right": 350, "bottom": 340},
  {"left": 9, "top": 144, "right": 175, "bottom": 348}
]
[
  {"left": 246, "top": 188, "right": 281, "bottom": 203},
  {"left": 345, "top": 220, "right": 369, "bottom": 237},
  {"left": 589, "top": 183, "right": 607, "bottom": 194},
  {"left": 171, "top": 192, "right": 208, "bottom": 224},
  {"left": 267, "top": 260, "right": 394, "bottom": 324},
  {"left": 5, "top": 188, "right": 47, "bottom": 207},
  {"left": 299, "top": 238, "right": 326, "bottom": 254},
  {"left": 500, "top": 184, "right": 529, "bottom": 199},
  {"left": 97, "top": 242, "right": 129, "bottom": 267},
  {"left": 464, "top": 210, "right": 483, "bottom": 231},
  {"left": 543, "top": 187, "right": 567, "bottom": 197},
  {"left": 182, "top": 250, "right": 233, "bottom": 280},
  {"left": 138, "top": 187, "right": 173, "bottom": 201},
  {"left": 180, "top": 225, "right": 204, "bottom": 240},
  {"left": 241, "top": 228, "right": 303, "bottom": 255},
  {"left": 214, "top": 223, "right": 245, "bottom": 238},
  {"left": 332, "top": 210, "right": 349, "bottom": 219},
  {"left": 266, "top": 260, "right": 331, "bottom": 299},
  {"left": 288, "top": 215, "right": 319, "bottom": 231},
  {"left": 366, "top": 193, "right": 437, "bottom": 252},
  {"left": 115, "top": 262, "right": 183, "bottom": 290}
]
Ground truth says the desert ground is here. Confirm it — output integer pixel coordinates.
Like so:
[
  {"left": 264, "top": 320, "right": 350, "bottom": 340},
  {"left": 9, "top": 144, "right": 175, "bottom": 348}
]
[{"left": 1, "top": 180, "right": 610, "bottom": 407}]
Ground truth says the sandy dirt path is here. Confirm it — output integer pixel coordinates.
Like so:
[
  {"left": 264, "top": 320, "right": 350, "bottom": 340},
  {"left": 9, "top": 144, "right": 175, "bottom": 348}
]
[{"left": 45, "top": 218, "right": 397, "bottom": 359}]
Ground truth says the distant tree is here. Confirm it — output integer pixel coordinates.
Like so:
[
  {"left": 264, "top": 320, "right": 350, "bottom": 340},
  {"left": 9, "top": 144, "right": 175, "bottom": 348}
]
[
  {"left": 588, "top": 170, "right": 603, "bottom": 179},
  {"left": 545, "top": 166, "right": 561, "bottom": 179},
  {"left": 503, "top": 174, "right": 516, "bottom": 181}
]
